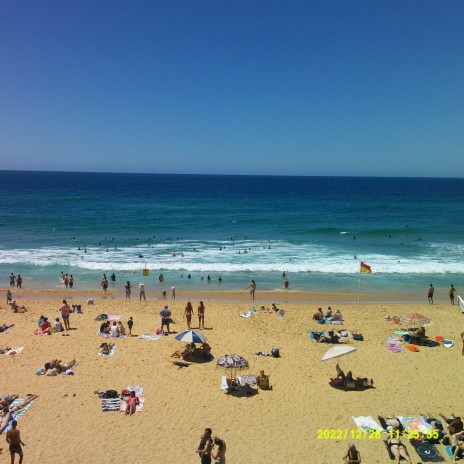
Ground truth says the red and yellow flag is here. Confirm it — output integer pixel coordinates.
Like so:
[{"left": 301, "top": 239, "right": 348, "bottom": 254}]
[{"left": 360, "top": 262, "right": 372, "bottom": 273}]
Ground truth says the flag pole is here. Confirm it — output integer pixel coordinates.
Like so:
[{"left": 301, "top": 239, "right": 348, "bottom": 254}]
[{"left": 358, "top": 272, "right": 361, "bottom": 303}]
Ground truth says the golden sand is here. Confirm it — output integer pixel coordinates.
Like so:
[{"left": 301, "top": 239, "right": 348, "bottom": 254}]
[{"left": 1, "top": 290, "right": 462, "bottom": 463}]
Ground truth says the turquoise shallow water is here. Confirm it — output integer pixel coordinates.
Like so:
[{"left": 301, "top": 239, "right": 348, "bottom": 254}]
[{"left": 0, "top": 171, "right": 463, "bottom": 298}]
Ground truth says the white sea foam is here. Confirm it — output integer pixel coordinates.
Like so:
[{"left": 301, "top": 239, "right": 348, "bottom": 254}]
[{"left": 1, "top": 242, "right": 464, "bottom": 274}]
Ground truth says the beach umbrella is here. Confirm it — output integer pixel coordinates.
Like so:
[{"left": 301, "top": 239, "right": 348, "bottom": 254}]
[
  {"left": 399, "top": 312, "right": 432, "bottom": 328},
  {"left": 320, "top": 345, "right": 357, "bottom": 362},
  {"left": 175, "top": 330, "right": 207, "bottom": 344},
  {"left": 217, "top": 353, "right": 249, "bottom": 378}
]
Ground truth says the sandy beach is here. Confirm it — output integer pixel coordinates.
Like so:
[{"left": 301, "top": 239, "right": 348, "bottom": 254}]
[{"left": 1, "top": 290, "right": 462, "bottom": 463}]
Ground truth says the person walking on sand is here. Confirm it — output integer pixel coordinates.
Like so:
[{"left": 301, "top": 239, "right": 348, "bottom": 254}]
[
  {"left": 171, "top": 286, "right": 176, "bottom": 300},
  {"left": 160, "top": 305, "right": 171, "bottom": 334},
  {"left": 198, "top": 301, "right": 206, "bottom": 329},
  {"left": 184, "top": 301, "right": 194, "bottom": 330},
  {"left": 139, "top": 282, "right": 146, "bottom": 301},
  {"left": 58, "top": 299, "right": 71, "bottom": 330},
  {"left": 449, "top": 284, "right": 456, "bottom": 305},
  {"left": 127, "top": 317, "right": 133, "bottom": 336},
  {"left": 428, "top": 283, "right": 434, "bottom": 304},
  {"left": 248, "top": 280, "right": 257, "bottom": 301},
  {"left": 6, "top": 420, "right": 25, "bottom": 464},
  {"left": 124, "top": 281, "right": 132, "bottom": 299},
  {"left": 211, "top": 436, "right": 226, "bottom": 464},
  {"left": 196, "top": 428, "right": 213, "bottom": 464}
]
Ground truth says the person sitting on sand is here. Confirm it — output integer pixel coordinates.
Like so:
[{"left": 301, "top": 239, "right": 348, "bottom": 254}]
[
  {"left": 117, "top": 321, "right": 125, "bottom": 336},
  {"left": 110, "top": 321, "right": 119, "bottom": 338},
  {"left": 332, "top": 309, "right": 343, "bottom": 321},
  {"left": 171, "top": 345, "right": 192, "bottom": 360},
  {"left": 125, "top": 391, "right": 139, "bottom": 415},
  {"left": 452, "top": 438, "right": 464, "bottom": 463},
  {"left": 343, "top": 443, "right": 361, "bottom": 464},
  {"left": 53, "top": 318, "right": 64, "bottom": 333},
  {"left": 99, "top": 321, "right": 110, "bottom": 334},
  {"left": 40, "top": 317, "right": 52, "bottom": 335},
  {"left": 271, "top": 303, "right": 280, "bottom": 312},
  {"left": 325, "top": 307, "right": 333, "bottom": 318},
  {"left": 312, "top": 308, "right": 324, "bottom": 321},
  {"left": 387, "top": 436, "right": 412, "bottom": 463},
  {"left": 0, "top": 323, "right": 14, "bottom": 333},
  {"left": 99, "top": 343, "right": 114, "bottom": 355},
  {"left": 10, "top": 300, "right": 27, "bottom": 313}
]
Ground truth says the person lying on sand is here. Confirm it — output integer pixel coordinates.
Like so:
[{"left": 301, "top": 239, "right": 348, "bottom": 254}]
[
  {"left": 171, "top": 345, "right": 193, "bottom": 360},
  {"left": 37, "top": 360, "right": 76, "bottom": 375},
  {"left": 0, "top": 324, "right": 14, "bottom": 332},
  {"left": 0, "top": 395, "right": 38, "bottom": 412},
  {"left": 99, "top": 343, "right": 114, "bottom": 355},
  {"left": 387, "top": 433, "right": 412, "bottom": 463},
  {"left": 9, "top": 300, "right": 27, "bottom": 313}
]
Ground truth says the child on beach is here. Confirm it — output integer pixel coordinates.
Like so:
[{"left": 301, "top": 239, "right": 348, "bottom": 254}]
[
  {"left": 127, "top": 317, "right": 133, "bottom": 336},
  {"left": 125, "top": 391, "right": 139, "bottom": 415}
]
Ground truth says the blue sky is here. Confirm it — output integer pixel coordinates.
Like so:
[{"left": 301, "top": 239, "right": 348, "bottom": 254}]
[{"left": 0, "top": 1, "right": 462, "bottom": 177}]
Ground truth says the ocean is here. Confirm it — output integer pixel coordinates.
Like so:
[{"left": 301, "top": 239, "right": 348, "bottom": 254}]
[{"left": 0, "top": 171, "right": 463, "bottom": 299}]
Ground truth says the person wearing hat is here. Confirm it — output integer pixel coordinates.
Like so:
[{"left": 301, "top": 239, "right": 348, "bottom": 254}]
[
  {"left": 160, "top": 305, "right": 172, "bottom": 334},
  {"left": 139, "top": 282, "right": 146, "bottom": 301},
  {"left": 343, "top": 443, "right": 361, "bottom": 463}
]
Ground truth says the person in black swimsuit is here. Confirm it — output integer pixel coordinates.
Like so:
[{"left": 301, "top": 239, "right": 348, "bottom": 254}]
[
  {"left": 387, "top": 437, "right": 412, "bottom": 463},
  {"left": 343, "top": 443, "right": 361, "bottom": 463}
]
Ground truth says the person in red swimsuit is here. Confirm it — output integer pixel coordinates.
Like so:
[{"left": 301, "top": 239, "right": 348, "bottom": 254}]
[{"left": 126, "top": 391, "right": 139, "bottom": 415}]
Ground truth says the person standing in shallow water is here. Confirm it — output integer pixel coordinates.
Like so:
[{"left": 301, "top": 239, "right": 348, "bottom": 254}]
[
  {"left": 248, "top": 280, "right": 256, "bottom": 302},
  {"left": 428, "top": 283, "right": 434, "bottom": 304}
]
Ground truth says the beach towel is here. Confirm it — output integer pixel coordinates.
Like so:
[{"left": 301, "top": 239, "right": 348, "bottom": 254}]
[
  {"left": 309, "top": 331, "right": 325, "bottom": 339},
  {"left": 352, "top": 416, "right": 385, "bottom": 433},
  {"left": 220, "top": 376, "right": 229, "bottom": 391},
  {"left": 445, "top": 445, "right": 453, "bottom": 458},
  {"left": 34, "top": 329, "right": 48, "bottom": 336},
  {"left": 138, "top": 334, "right": 161, "bottom": 341},
  {"left": 409, "top": 440, "right": 445, "bottom": 462},
  {"left": 398, "top": 416, "right": 432, "bottom": 433},
  {"left": 107, "top": 314, "right": 122, "bottom": 321},
  {"left": 387, "top": 336, "right": 402, "bottom": 344},
  {"left": 4, "top": 398, "right": 34, "bottom": 433},
  {"left": 4, "top": 347, "right": 24, "bottom": 356},
  {"left": 120, "top": 397, "right": 144, "bottom": 413},
  {"left": 237, "top": 375, "right": 257, "bottom": 387},
  {"left": 388, "top": 343, "right": 404, "bottom": 353},
  {"left": 240, "top": 311, "right": 253, "bottom": 318},
  {"left": 98, "top": 345, "right": 116, "bottom": 356},
  {"left": 101, "top": 398, "right": 121, "bottom": 412},
  {"left": 127, "top": 385, "right": 143, "bottom": 397},
  {"left": 384, "top": 440, "right": 410, "bottom": 461},
  {"left": 394, "top": 331, "right": 409, "bottom": 336}
]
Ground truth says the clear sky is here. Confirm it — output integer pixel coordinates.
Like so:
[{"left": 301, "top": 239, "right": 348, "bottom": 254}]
[{"left": 0, "top": 0, "right": 463, "bottom": 177}]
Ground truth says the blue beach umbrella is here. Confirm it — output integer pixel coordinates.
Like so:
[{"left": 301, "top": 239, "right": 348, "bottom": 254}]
[{"left": 175, "top": 330, "right": 207, "bottom": 344}]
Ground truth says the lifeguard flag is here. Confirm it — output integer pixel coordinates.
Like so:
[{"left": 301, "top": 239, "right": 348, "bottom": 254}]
[{"left": 360, "top": 262, "right": 372, "bottom": 273}]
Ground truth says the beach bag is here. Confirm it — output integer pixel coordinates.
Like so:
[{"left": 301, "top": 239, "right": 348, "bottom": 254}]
[
  {"left": 121, "top": 389, "right": 130, "bottom": 397},
  {"left": 353, "top": 334, "right": 364, "bottom": 341},
  {"left": 271, "top": 346, "right": 280, "bottom": 358},
  {"left": 95, "top": 314, "right": 108, "bottom": 321},
  {"left": 105, "top": 390, "right": 119, "bottom": 399}
]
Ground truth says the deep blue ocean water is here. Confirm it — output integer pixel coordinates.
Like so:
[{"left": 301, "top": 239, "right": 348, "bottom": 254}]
[{"left": 0, "top": 171, "right": 463, "bottom": 299}]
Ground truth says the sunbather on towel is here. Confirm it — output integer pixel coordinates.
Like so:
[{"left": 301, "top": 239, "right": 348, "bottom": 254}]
[
  {"left": 99, "top": 343, "right": 114, "bottom": 355},
  {"left": 125, "top": 391, "right": 139, "bottom": 415},
  {"left": 0, "top": 394, "right": 38, "bottom": 412},
  {"left": 387, "top": 438, "right": 412, "bottom": 463},
  {"left": 0, "top": 347, "right": 12, "bottom": 354},
  {"left": 343, "top": 443, "right": 361, "bottom": 464}
]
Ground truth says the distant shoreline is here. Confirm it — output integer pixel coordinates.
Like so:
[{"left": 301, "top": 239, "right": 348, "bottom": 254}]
[{"left": 3, "top": 287, "right": 439, "bottom": 304}]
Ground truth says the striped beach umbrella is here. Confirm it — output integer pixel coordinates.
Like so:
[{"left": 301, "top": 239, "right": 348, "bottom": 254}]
[{"left": 175, "top": 330, "right": 207, "bottom": 344}]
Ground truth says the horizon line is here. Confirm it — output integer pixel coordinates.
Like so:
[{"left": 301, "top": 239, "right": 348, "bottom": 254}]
[{"left": 0, "top": 169, "right": 463, "bottom": 180}]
